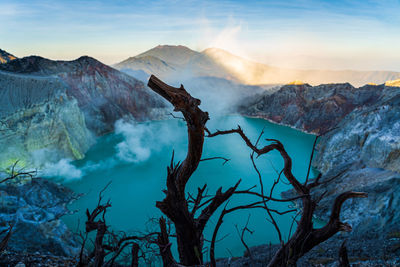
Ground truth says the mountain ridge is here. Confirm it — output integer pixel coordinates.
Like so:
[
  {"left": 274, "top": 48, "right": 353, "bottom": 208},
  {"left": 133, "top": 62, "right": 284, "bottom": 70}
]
[{"left": 115, "top": 45, "right": 400, "bottom": 87}]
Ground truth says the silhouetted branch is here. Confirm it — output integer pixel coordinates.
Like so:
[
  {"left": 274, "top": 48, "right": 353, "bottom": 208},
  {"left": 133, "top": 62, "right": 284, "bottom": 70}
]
[
  {"left": 304, "top": 135, "right": 319, "bottom": 185},
  {"left": 0, "top": 160, "right": 37, "bottom": 184},
  {"left": 168, "top": 112, "right": 185, "bottom": 121},
  {"left": 207, "top": 127, "right": 307, "bottom": 195},
  {"left": 157, "top": 217, "right": 175, "bottom": 267},
  {"left": 0, "top": 224, "right": 13, "bottom": 252},
  {"left": 235, "top": 214, "right": 253, "bottom": 259},
  {"left": 338, "top": 240, "right": 350, "bottom": 267},
  {"left": 200, "top": 156, "right": 230, "bottom": 165}
]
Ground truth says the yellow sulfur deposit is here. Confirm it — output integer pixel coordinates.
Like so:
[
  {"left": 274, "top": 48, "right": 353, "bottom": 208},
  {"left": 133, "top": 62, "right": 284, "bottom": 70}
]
[{"left": 287, "top": 80, "right": 305, "bottom": 85}]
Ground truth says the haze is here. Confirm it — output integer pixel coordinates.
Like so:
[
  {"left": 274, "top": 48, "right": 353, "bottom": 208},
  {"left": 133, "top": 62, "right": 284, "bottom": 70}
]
[{"left": 1, "top": 0, "right": 399, "bottom": 71}]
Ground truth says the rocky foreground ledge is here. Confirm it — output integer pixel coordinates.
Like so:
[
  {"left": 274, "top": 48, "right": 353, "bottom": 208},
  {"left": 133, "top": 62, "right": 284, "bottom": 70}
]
[{"left": 0, "top": 178, "right": 80, "bottom": 257}]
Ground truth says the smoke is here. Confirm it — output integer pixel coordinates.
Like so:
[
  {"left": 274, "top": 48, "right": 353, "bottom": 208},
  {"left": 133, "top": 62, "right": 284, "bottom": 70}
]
[
  {"left": 30, "top": 149, "right": 82, "bottom": 180},
  {"left": 41, "top": 158, "right": 83, "bottom": 180},
  {"left": 26, "top": 118, "right": 187, "bottom": 181},
  {"left": 173, "top": 76, "right": 263, "bottom": 118},
  {"left": 81, "top": 158, "right": 118, "bottom": 173},
  {"left": 114, "top": 120, "right": 152, "bottom": 163},
  {"left": 114, "top": 118, "right": 186, "bottom": 163}
]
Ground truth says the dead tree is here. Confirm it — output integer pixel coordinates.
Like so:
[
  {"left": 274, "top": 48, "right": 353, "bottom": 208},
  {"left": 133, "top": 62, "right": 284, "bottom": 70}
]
[
  {"left": 206, "top": 127, "right": 367, "bottom": 267},
  {"left": 79, "top": 183, "right": 158, "bottom": 267},
  {"left": 157, "top": 217, "right": 175, "bottom": 266},
  {"left": 0, "top": 224, "right": 13, "bottom": 252},
  {"left": 148, "top": 75, "right": 241, "bottom": 265},
  {"left": 338, "top": 240, "right": 350, "bottom": 267},
  {"left": 148, "top": 75, "right": 367, "bottom": 267}
]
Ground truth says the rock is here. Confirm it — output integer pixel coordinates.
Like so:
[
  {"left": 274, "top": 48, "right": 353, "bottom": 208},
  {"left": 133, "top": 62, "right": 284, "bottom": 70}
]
[
  {"left": 0, "top": 178, "right": 80, "bottom": 256},
  {"left": 215, "top": 234, "right": 400, "bottom": 266},
  {"left": 0, "top": 251, "right": 76, "bottom": 267},
  {"left": 0, "top": 49, "right": 16, "bottom": 64},
  {"left": 238, "top": 82, "right": 400, "bottom": 264},
  {"left": 314, "top": 87, "right": 400, "bottom": 174},
  {"left": 0, "top": 71, "right": 93, "bottom": 167},
  {"left": 0, "top": 55, "right": 167, "bottom": 167},
  {"left": 306, "top": 85, "right": 400, "bottom": 255},
  {"left": 0, "top": 55, "right": 167, "bottom": 135},
  {"left": 239, "top": 83, "right": 383, "bottom": 135}
]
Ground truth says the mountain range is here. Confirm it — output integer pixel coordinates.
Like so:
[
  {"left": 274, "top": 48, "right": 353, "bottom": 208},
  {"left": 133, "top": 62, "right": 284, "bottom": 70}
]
[{"left": 114, "top": 45, "right": 400, "bottom": 87}]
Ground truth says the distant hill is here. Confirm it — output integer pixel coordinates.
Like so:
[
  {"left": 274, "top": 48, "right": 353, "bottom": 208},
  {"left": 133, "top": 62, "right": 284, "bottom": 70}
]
[
  {"left": 135, "top": 44, "right": 198, "bottom": 65},
  {"left": 115, "top": 55, "right": 176, "bottom": 80},
  {"left": 0, "top": 49, "right": 17, "bottom": 64},
  {"left": 119, "top": 68, "right": 150, "bottom": 82},
  {"left": 115, "top": 45, "right": 400, "bottom": 87}
]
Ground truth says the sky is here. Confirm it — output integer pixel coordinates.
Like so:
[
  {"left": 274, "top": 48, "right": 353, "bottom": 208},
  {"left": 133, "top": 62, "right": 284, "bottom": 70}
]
[{"left": 1, "top": 0, "right": 399, "bottom": 71}]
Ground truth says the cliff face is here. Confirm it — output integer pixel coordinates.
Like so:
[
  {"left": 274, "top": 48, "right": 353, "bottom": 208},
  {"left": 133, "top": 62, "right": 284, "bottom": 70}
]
[
  {"left": 0, "top": 71, "right": 92, "bottom": 168},
  {"left": 234, "top": 83, "right": 400, "bottom": 264},
  {"left": 314, "top": 87, "right": 400, "bottom": 174},
  {"left": 311, "top": 86, "right": 400, "bottom": 233},
  {"left": 240, "top": 82, "right": 400, "bottom": 263},
  {"left": 240, "top": 83, "right": 382, "bottom": 134},
  {"left": 0, "top": 56, "right": 166, "bottom": 135},
  {"left": 0, "top": 56, "right": 166, "bottom": 167}
]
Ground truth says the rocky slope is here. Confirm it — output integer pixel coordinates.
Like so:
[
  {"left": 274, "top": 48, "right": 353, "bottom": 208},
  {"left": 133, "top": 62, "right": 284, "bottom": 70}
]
[
  {"left": 0, "top": 71, "right": 92, "bottom": 167},
  {"left": 0, "top": 49, "right": 16, "bottom": 64},
  {"left": 115, "top": 45, "right": 400, "bottom": 87},
  {"left": 0, "top": 56, "right": 166, "bottom": 134},
  {"left": 310, "top": 85, "right": 400, "bottom": 236},
  {"left": 240, "top": 82, "right": 383, "bottom": 135},
  {"left": 0, "top": 177, "right": 80, "bottom": 256},
  {"left": 239, "top": 81, "right": 400, "bottom": 264},
  {"left": 0, "top": 55, "right": 167, "bottom": 167}
]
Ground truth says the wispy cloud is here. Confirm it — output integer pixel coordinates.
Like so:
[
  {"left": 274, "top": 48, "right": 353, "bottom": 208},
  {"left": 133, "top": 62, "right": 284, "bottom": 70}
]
[{"left": 1, "top": 0, "right": 399, "bottom": 70}]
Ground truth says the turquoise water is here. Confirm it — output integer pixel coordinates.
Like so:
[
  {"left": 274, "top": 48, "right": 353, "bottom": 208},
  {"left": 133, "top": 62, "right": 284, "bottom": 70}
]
[{"left": 59, "top": 115, "right": 316, "bottom": 263}]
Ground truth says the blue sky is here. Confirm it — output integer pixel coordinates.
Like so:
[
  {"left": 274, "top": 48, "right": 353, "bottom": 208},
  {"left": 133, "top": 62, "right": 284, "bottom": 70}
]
[{"left": 1, "top": 0, "right": 399, "bottom": 70}]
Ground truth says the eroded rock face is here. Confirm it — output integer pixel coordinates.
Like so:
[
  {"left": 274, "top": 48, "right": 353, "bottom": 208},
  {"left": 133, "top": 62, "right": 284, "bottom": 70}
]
[
  {"left": 0, "top": 56, "right": 167, "bottom": 167},
  {"left": 314, "top": 88, "right": 400, "bottom": 174},
  {"left": 240, "top": 83, "right": 382, "bottom": 134},
  {"left": 0, "top": 56, "right": 167, "bottom": 135},
  {"left": 0, "top": 71, "right": 93, "bottom": 168},
  {"left": 310, "top": 86, "right": 400, "bottom": 236},
  {"left": 239, "top": 83, "right": 400, "bottom": 263},
  {"left": 0, "top": 178, "right": 80, "bottom": 256}
]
